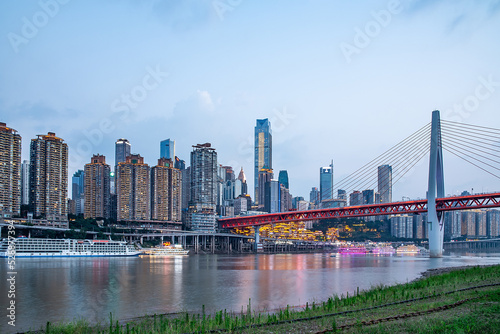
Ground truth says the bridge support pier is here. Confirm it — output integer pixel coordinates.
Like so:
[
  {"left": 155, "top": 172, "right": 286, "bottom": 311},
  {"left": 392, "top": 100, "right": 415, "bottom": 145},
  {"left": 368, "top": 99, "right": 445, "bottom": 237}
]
[
  {"left": 428, "top": 110, "right": 445, "bottom": 258},
  {"left": 255, "top": 227, "right": 263, "bottom": 253}
]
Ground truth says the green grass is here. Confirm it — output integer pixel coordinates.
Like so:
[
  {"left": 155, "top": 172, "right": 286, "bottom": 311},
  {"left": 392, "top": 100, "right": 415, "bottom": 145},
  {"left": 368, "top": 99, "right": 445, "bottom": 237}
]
[{"left": 35, "top": 265, "right": 500, "bottom": 334}]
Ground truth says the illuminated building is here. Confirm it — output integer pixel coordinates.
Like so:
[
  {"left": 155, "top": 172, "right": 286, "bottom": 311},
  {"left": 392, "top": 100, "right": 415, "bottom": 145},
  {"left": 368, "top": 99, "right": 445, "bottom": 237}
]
[
  {"left": 254, "top": 119, "right": 272, "bottom": 205},
  {"left": 116, "top": 154, "right": 150, "bottom": 221},
  {"left": 151, "top": 158, "right": 182, "bottom": 221},
  {"left": 84, "top": 154, "right": 111, "bottom": 219},
  {"left": 29, "top": 132, "right": 68, "bottom": 221},
  {"left": 0, "top": 122, "right": 21, "bottom": 217},
  {"left": 320, "top": 160, "right": 333, "bottom": 201}
]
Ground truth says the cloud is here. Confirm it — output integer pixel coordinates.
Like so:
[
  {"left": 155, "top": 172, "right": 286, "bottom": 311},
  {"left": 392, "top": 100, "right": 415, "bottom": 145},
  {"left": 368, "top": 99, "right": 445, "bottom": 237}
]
[
  {"left": 148, "top": 0, "right": 214, "bottom": 32},
  {"left": 196, "top": 90, "right": 215, "bottom": 111}
]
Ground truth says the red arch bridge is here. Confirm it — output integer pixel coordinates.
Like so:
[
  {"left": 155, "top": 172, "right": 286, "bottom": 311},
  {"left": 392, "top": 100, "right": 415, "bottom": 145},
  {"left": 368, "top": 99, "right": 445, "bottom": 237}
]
[{"left": 218, "top": 192, "right": 500, "bottom": 229}]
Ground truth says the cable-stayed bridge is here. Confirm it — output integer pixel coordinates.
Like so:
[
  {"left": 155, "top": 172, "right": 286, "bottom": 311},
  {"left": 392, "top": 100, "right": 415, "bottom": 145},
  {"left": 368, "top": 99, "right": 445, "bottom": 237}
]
[{"left": 218, "top": 111, "right": 500, "bottom": 257}]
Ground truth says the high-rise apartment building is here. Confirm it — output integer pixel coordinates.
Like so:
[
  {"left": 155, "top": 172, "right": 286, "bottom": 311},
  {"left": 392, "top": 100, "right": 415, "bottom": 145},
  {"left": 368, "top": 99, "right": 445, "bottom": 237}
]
[
  {"left": 29, "top": 132, "right": 68, "bottom": 221},
  {"left": 362, "top": 189, "right": 375, "bottom": 205},
  {"left": 84, "top": 154, "right": 111, "bottom": 219},
  {"left": 151, "top": 158, "right": 182, "bottom": 222},
  {"left": 443, "top": 211, "right": 461, "bottom": 240},
  {"left": 378, "top": 165, "right": 392, "bottom": 203},
  {"left": 310, "top": 187, "right": 320, "bottom": 206},
  {"left": 21, "top": 160, "right": 29, "bottom": 206},
  {"left": 475, "top": 210, "right": 487, "bottom": 237},
  {"left": 487, "top": 210, "right": 500, "bottom": 238},
  {"left": 181, "top": 167, "right": 190, "bottom": 210},
  {"left": 160, "top": 139, "right": 175, "bottom": 160},
  {"left": 116, "top": 154, "right": 150, "bottom": 221},
  {"left": 72, "top": 170, "right": 85, "bottom": 216},
  {"left": 349, "top": 191, "right": 363, "bottom": 206},
  {"left": 320, "top": 160, "right": 334, "bottom": 202},
  {"left": 414, "top": 213, "right": 428, "bottom": 239},
  {"left": 234, "top": 195, "right": 248, "bottom": 215},
  {"left": 254, "top": 119, "right": 272, "bottom": 205},
  {"left": 187, "top": 143, "right": 218, "bottom": 232},
  {"left": 338, "top": 189, "right": 347, "bottom": 201},
  {"left": 258, "top": 167, "right": 273, "bottom": 210},
  {"left": 115, "top": 138, "right": 131, "bottom": 166},
  {"left": 391, "top": 215, "right": 413, "bottom": 238},
  {"left": 190, "top": 143, "right": 217, "bottom": 205},
  {"left": 269, "top": 179, "right": 281, "bottom": 213},
  {"left": 174, "top": 156, "right": 186, "bottom": 170},
  {"left": 0, "top": 122, "right": 21, "bottom": 216},
  {"left": 461, "top": 211, "right": 476, "bottom": 237}
]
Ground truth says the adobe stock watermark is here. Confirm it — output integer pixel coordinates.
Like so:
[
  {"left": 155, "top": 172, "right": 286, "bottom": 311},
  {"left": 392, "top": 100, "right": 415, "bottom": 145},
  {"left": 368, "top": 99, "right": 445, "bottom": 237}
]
[
  {"left": 212, "top": 0, "right": 243, "bottom": 21},
  {"left": 340, "top": 0, "right": 402, "bottom": 64},
  {"left": 443, "top": 75, "right": 499, "bottom": 122},
  {"left": 6, "top": 221, "right": 17, "bottom": 327},
  {"left": 68, "top": 64, "right": 168, "bottom": 170},
  {"left": 7, "top": 0, "right": 71, "bottom": 54}
]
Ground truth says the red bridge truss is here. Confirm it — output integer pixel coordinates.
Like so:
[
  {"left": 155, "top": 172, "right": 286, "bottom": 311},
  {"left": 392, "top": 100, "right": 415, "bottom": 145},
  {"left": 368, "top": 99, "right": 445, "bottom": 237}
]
[{"left": 219, "top": 193, "right": 500, "bottom": 229}]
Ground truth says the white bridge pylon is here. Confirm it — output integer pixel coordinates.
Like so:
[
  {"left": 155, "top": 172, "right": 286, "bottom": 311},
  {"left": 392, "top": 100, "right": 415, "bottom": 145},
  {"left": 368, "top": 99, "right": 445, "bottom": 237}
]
[{"left": 428, "top": 110, "right": 445, "bottom": 257}]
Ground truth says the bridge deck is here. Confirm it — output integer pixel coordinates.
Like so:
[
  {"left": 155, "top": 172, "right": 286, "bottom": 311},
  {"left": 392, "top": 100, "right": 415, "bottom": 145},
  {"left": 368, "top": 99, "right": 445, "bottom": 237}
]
[{"left": 219, "top": 193, "right": 500, "bottom": 228}]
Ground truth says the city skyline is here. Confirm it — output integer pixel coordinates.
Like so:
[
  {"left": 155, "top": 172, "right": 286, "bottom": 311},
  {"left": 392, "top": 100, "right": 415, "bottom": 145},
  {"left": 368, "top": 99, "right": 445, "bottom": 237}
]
[{"left": 1, "top": 1, "right": 500, "bottom": 201}]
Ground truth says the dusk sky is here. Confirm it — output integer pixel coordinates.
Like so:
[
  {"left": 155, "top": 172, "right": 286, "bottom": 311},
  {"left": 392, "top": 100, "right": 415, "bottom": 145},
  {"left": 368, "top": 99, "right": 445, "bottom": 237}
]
[{"left": 1, "top": 0, "right": 499, "bottom": 201}]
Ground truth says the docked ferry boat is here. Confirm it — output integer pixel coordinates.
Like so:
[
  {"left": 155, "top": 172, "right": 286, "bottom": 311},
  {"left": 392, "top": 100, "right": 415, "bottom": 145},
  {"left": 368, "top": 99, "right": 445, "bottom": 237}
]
[
  {"left": 143, "top": 244, "right": 189, "bottom": 256},
  {"left": 396, "top": 244, "right": 420, "bottom": 254},
  {"left": 337, "top": 245, "right": 369, "bottom": 255},
  {"left": 0, "top": 237, "right": 140, "bottom": 257}
]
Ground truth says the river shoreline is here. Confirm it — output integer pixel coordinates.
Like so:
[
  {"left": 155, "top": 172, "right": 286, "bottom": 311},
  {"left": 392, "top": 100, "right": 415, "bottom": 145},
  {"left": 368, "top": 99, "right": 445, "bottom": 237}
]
[{"left": 27, "top": 264, "right": 500, "bottom": 333}]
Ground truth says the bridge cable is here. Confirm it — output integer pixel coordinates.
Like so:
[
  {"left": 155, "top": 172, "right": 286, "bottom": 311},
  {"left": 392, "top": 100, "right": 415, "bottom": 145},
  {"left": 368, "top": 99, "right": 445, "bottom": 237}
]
[
  {"left": 340, "top": 127, "right": 430, "bottom": 194},
  {"left": 331, "top": 123, "right": 431, "bottom": 197},
  {"left": 442, "top": 147, "right": 500, "bottom": 181},
  {"left": 331, "top": 125, "right": 430, "bottom": 196}
]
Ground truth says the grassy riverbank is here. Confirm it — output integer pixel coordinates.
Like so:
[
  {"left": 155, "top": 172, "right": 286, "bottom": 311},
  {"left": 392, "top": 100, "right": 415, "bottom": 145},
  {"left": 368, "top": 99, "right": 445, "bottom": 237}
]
[{"left": 34, "top": 265, "right": 500, "bottom": 334}]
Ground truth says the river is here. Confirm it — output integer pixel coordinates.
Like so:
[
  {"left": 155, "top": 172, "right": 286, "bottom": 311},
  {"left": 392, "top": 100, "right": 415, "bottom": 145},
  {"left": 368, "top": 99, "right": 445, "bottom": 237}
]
[{"left": 1, "top": 252, "right": 500, "bottom": 333}]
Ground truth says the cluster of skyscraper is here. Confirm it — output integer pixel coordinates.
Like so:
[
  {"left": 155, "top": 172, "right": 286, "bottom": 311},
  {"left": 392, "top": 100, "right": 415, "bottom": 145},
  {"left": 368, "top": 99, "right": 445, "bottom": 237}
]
[
  {"left": 0, "top": 123, "right": 68, "bottom": 221},
  {"left": 390, "top": 209, "right": 500, "bottom": 240},
  {"left": 2, "top": 118, "right": 500, "bottom": 239},
  {"left": 311, "top": 164, "right": 393, "bottom": 212},
  {"left": 0, "top": 119, "right": 396, "bottom": 232}
]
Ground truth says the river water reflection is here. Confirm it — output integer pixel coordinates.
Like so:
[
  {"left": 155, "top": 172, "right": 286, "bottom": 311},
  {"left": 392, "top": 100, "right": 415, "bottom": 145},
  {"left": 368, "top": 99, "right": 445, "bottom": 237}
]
[{"left": 2, "top": 252, "right": 500, "bottom": 333}]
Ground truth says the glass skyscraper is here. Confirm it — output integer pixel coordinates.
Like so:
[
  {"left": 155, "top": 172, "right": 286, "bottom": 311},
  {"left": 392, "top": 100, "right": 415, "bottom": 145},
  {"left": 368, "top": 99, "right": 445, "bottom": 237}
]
[
  {"left": 72, "top": 170, "right": 85, "bottom": 216},
  {"left": 160, "top": 138, "right": 175, "bottom": 160},
  {"left": 320, "top": 160, "right": 334, "bottom": 202},
  {"left": 254, "top": 119, "right": 272, "bottom": 205},
  {"left": 278, "top": 170, "right": 289, "bottom": 189},
  {"left": 115, "top": 138, "right": 131, "bottom": 166},
  {"left": 378, "top": 164, "right": 393, "bottom": 203}
]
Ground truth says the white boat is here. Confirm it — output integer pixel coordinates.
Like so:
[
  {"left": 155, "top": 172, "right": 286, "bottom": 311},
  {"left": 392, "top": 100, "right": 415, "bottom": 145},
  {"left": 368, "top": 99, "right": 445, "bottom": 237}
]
[
  {"left": 143, "top": 244, "right": 189, "bottom": 256},
  {"left": 0, "top": 237, "right": 140, "bottom": 257},
  {"left": 396, "top": 244, "right": 420, "bottom": 254}
]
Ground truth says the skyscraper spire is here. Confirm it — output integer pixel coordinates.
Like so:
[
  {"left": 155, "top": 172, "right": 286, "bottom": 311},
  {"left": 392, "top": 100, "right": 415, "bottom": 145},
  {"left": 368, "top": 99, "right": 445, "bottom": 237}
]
[{"left": 238, "top": 167, "right": 246, "bottom": 183}]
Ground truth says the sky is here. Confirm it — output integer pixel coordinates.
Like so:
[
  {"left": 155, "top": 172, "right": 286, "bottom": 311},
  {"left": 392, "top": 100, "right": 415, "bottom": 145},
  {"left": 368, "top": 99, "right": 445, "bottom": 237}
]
[{"left": 0, "top": 0, "right": 499, "bottom": 202}]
